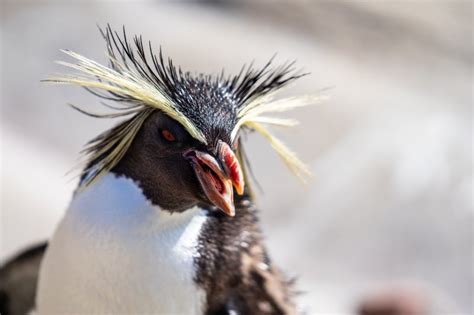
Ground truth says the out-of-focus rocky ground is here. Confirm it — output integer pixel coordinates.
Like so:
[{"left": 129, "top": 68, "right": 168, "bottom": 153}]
[{"left": 1, "top": 1, "right": 472, "bottom": 314}]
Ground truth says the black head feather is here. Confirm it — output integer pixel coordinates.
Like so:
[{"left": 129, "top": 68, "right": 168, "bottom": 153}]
[{"left": 94, "top": 25, "right": 306, "bottom": 145}]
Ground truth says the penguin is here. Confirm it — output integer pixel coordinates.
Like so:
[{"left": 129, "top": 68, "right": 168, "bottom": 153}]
[{"left": 0, "top": 25, "right": 321, "bottom": 315}]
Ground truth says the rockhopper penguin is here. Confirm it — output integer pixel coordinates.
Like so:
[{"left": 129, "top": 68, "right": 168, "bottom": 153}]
[{"left": 0, "top": 25, "right": 322, "bottom": 314}]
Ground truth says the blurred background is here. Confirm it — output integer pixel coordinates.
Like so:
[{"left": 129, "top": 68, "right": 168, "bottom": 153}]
[{"left": 1, "top": 1, "right": 472, "bottom": 314}]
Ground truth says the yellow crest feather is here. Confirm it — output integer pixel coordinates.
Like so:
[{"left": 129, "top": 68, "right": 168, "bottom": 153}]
[
  {"left": 231, "top": 92, "right": 328, "bottom": 182},
  {"left": 245, "top": 121, "right": 312, "bottom": 183},
  {"left": 47, "top": 49, "right": 207, "bottom": 144}
]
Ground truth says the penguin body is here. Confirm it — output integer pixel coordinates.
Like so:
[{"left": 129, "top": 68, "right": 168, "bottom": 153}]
[{"left": 37, "top": 174, "right": 296, "bottom": 315}]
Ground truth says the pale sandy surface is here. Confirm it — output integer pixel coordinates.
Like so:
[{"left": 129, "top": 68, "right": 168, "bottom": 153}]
[{"left": 1, "top": 1, "right": 472, "bottom": 314}]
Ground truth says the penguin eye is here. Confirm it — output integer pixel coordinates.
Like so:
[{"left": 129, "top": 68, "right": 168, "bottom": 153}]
[{"left": 161, "top": 129, "right": 176, "bottom": 142}]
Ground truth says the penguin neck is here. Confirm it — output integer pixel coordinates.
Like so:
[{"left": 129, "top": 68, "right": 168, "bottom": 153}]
[{"left": 73, "top": 172, "right": 204, "bottom": 228}]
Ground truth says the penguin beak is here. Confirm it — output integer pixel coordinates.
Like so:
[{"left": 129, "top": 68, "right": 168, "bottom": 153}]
[{"left": 184, "top": 141, "right": 244, "bottom": 217}]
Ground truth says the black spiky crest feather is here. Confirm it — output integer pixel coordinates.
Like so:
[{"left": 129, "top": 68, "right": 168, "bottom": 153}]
[{"left": 45, "top": 25, "right": 326, "bottom": 187}]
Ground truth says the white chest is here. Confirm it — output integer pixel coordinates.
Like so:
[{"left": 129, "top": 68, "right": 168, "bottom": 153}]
[{"left": 37, "top": 174, "right": 208, "bottom": 314}]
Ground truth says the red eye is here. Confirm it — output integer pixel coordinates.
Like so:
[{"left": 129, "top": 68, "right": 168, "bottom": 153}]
[{"left": 161, "top": 129, "right": 176, "bottom": 142}]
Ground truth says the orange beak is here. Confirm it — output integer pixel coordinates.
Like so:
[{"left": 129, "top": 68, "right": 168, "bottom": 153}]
[{"left": 184, "top": 141, "right": 244, "bottom": 216}]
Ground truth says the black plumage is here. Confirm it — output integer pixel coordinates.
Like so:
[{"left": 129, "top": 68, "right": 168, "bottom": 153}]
[
  {"left": 0, "top": 243, "right": 47, "bottom": 315},
  {"left": 196, "top": 196, "right": 298, "bottom": 314}
]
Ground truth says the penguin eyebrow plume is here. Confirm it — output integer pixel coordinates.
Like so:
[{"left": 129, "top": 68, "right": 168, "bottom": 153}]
[
  {"left": 44, "top": 25, "right": 326, "bottom": 187},
  {"left": 47, "top": 25, "right": 207, "bottom": 143},
  {"left": 223, "top": 60, "right": 328, "bottom": 183},
  {"left": 232, "top": 90, "right": 327, "bottom": 184}
]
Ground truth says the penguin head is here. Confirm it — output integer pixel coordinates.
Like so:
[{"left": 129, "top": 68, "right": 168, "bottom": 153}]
[
  {"left": 48, "top": 25, "right": 321, "bottom": 216},
  {"left": 112, "top": 109, "right": 243, "bottom": 215}
]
